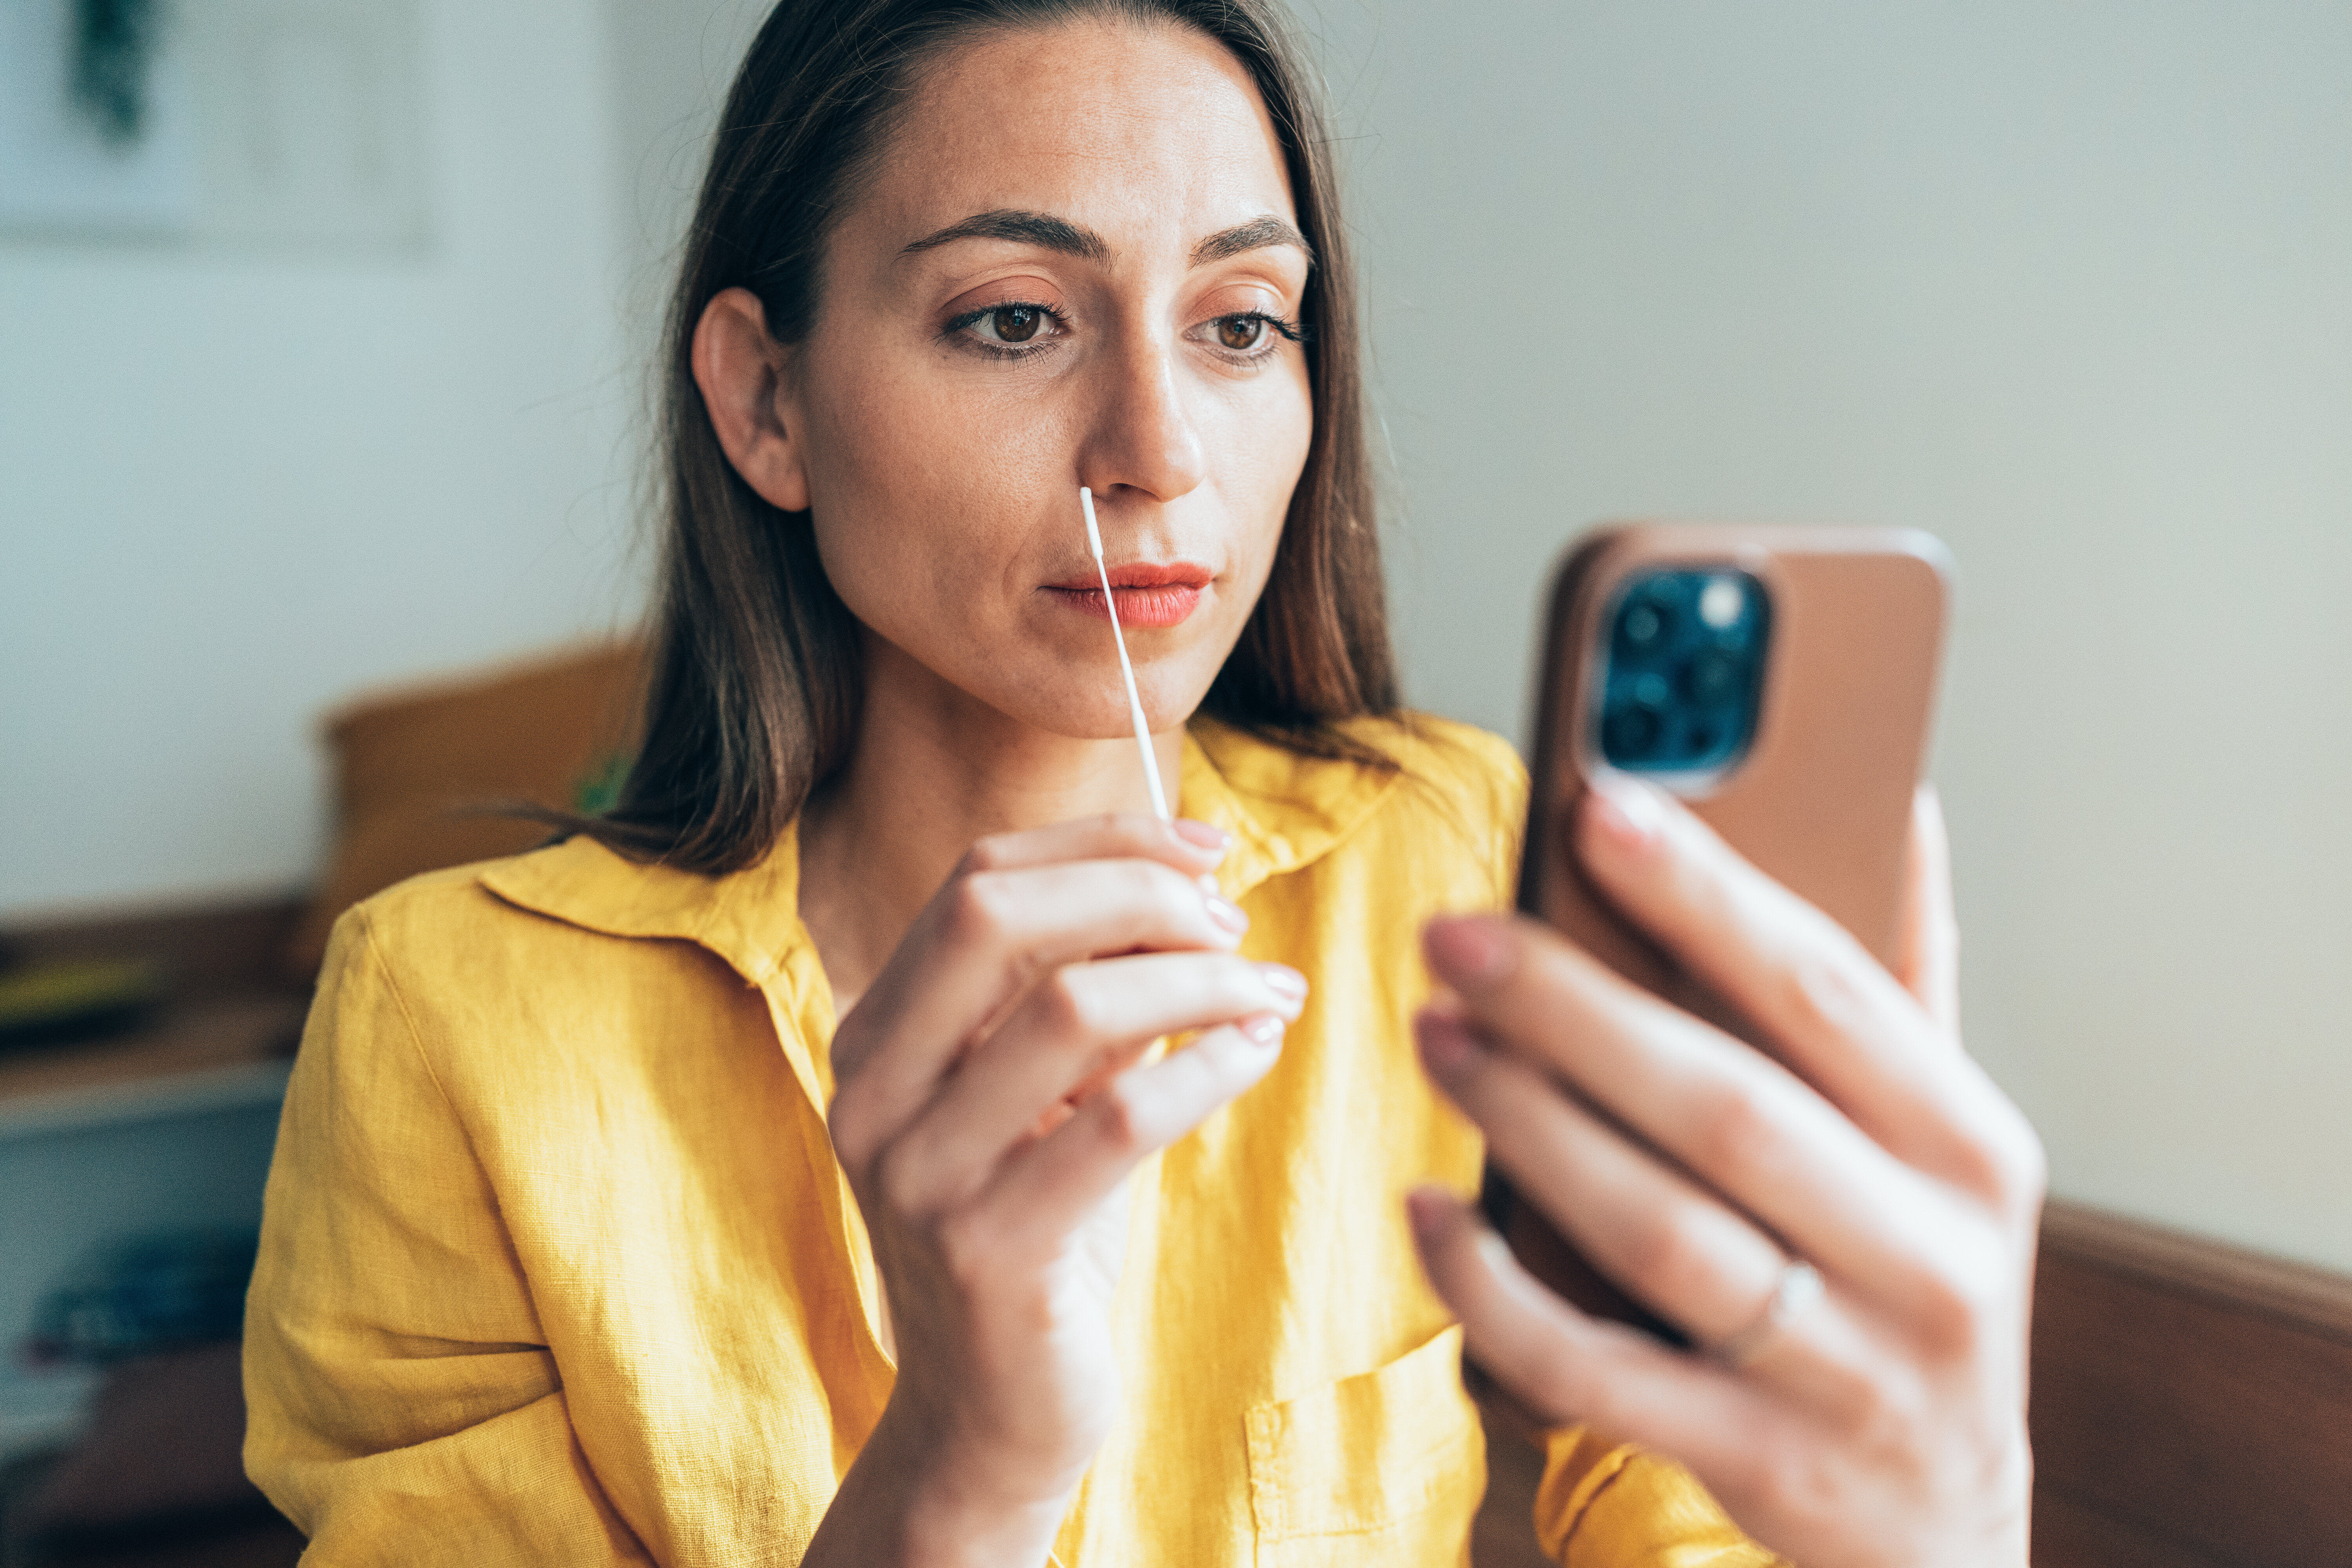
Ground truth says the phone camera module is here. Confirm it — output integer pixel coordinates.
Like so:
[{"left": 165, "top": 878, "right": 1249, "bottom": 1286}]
[{"left": 1596, "top": 569, "right": 1769, "bottom": 775}]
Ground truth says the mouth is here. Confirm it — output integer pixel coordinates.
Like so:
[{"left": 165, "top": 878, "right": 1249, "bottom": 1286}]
[{"left": 1042, "top": 561, "right": 1214, "bottom": 628}]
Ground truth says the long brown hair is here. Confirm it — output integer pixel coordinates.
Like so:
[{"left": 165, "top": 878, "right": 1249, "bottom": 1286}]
[{"left": 591, "top": 0, "right": 1397, "bottom": 873}]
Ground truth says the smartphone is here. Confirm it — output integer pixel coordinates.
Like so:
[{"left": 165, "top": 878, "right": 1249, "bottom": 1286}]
[{"left": 1483, "top": 523, "right": 1952, "bottom": 1340}]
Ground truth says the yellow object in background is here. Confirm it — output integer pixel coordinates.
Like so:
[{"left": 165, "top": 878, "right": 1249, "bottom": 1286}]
[{"left": 0, "top": 957, "right": 162, "bottom": 1045}]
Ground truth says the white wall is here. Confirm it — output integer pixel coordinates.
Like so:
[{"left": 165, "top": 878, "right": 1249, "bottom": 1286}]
[
  {"left": 0, "top": 0, "right": 646, "bottom": 917},
  {"left": 599, "top": 0, "right": 770, "bottom": 360},
  {"left": 1301, "top": 0, "right": 2352, "bottom": 1270}
]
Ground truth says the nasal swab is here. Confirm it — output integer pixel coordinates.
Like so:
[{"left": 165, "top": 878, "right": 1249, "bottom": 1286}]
[{"left": 1080, "top": 485, "right": 1170, "bottom": 821}]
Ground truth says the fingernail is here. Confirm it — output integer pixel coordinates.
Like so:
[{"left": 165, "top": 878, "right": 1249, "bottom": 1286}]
[
  {"left": 1416, "top": 1011, "right": 1478, "bottom": 1074},
  {"left": 1203, "top": 893, "right": 1249, "bottom": 937},
  {"left": 1174, "top": 818, "right": 1230, "bottom": 853},
  {"left": 1586, "top": 773, "right": 1666, "bottom": 850},
  {"left": 1239, "top": 1012, "right": 1286, "bottom": 1049},
  {"left": 1424, "top": 915, "right": 1514, "bottom": 987},
  {"left": 1259, "top": 964, "right": 1308, "bottom": 1003}
]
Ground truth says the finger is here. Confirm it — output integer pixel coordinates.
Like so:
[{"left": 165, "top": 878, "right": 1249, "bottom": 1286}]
[
  {"left": 1416, "top": 1007, "right": 1784, "bottom": 1346},
  {"left": 1571, "top": 773, "right": 2016, "bottom": 1189},
  {"left": 858, "top": 843, "right": 1242, "bottom": 1061},
  {"left": 1895, "top": 785, "right": 1960, "bottom": 1037},
  {"left": 1412, "top": 1189, "right": 1926, "bottom": 1562},
  {"left": 1419, "top": 1009, "right": 1891, "bottom": 1417},
  {"left": 1404, "top": 1187, "right": 1770, "bottom": 1452},
  {"left": 846, "top": 808, "right": 1232, "bottom": 1081},
  {"left": 887, "top": 954, "right": 1307, "bottom": 1207},
  {"left": 831, "top": 857, "right": 1247, "bottom": 1148},
  {"left": 982, "top": 1016, "right": 1287, "bottom": 1242},
  {"left": 1423, "top": 911, "right": 1967, "bottom": 1321}
]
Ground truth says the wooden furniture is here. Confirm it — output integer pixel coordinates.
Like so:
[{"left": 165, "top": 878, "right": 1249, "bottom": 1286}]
[
  {"left": 0, "top": 898, "right": 307, "bottom": 1140},
  {"left": 0, "top": 898, "right": 307, "bottom": 1470},
  {"left": 2031, "top": 1199, "right": 2352, "bottom": 1567}
]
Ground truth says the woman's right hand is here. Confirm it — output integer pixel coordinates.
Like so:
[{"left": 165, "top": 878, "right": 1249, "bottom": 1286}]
[{"left": 807, "top": 814, "right": 1303, "bottom": 1568}]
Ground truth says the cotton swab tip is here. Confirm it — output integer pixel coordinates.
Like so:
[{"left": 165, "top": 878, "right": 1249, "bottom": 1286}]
[{"left": 1080, "top": 485, "right": 1104, "bottom": 559}]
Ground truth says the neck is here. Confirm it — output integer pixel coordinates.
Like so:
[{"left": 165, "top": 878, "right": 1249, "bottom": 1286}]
[{"left": 796, "top": 634, "right": 1183, "bottom": 1015}]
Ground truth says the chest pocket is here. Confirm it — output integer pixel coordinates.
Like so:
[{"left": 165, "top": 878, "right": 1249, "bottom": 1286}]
[{"left": 1242, "top": 1324, "right": 1484, "bottom": 1566}]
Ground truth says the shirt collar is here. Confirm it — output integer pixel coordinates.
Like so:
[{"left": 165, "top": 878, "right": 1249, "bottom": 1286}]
[
  {"left": 477, "top": 828, "right": 807, "bottom": 989},
  {"left": 1182, "top": 717, "right": 1403, "bottom": 899},
  {"left": 478, "top": 716, "right": 1405, "bottom": 986}
]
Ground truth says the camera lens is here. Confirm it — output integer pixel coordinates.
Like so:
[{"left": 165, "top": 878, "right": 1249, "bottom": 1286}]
[
  {"left": 1604, "top": 705, "right": 1661, "bottom": 759},
  {"left": 1617, "top": 598, "right": 1674, "bottom": 658},
  {"left": 1682, "top": 649, "right": 1743, "bottom": 705}
]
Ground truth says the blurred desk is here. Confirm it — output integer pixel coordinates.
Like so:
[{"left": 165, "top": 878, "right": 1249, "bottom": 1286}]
[
  {"left": 0, "top": 901, "right": 305, "bottom": 1464},
  {"left": 0, "top": 998, "right": 299, "bottom": 1142}
]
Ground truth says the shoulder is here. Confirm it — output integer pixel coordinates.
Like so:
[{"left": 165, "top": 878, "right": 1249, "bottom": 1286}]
[
  {"left": 1191, "top": 711, "right": 1523, "bottom": 815},
  {"left": 1190, "top": 712, "right": 1526, "bottom": 905},
  {"left": 1327, "top": 710, "right": 1528, "bottom": 847},
  {"left": 1346, "top": 711, "right": 1527, "bottom": 817},
  {"left": 335, "top": 832, "right": 752, "bottom": 966},
  {"left": 1348, "top": 713, "right": 1527, "bottom": 903},
  {"left": 299, "top": 855, "right": 579, "bottom": 1098},
  {"left": 309, "top": 839, "right": 796, "bottom": 1127},
  {"left": 323, "top": 852, "right": 563, "bottom": 985},
  {"left": 314, "top": 837, "right": 733, "bottom": 1043}
]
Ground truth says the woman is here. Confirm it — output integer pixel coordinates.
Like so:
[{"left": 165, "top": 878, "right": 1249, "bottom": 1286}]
[{"left": 243, "top": 1, "right": 2043, "bottom": 1563}]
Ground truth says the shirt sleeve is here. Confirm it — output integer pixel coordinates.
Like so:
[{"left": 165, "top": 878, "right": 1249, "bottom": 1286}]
[
  {"left": 1533, "top": 1426, "right": 1783, "bottom": 1566},
  {"left": 242, "top": 907, "right": 652, "bottom": 1566}
]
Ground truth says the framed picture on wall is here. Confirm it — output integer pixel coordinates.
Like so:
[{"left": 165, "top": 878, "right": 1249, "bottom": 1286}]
[
  {"left": 0, "top": 0, "right": 196, "bottom": 238},
  {"left": 0, "top": 0, "right": 430, "bottom": 250}
]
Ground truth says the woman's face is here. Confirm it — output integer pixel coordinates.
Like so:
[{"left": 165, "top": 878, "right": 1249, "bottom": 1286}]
[{"left": 747, "top": 18, "right": 1314, "bottom": 738}]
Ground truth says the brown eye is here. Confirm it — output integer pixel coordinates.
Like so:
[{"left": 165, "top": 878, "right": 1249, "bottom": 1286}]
[
  {"left": 992, "top": 305, "right": 1042, "bottom": 343},
  {"left": 1217, "top": 314, "right": 1267, "bottom": 352}
]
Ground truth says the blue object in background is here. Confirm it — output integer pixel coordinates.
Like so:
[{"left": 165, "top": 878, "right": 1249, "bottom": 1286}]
[
  {"left": 0, "top": 1082, "right": 285, "bottom": 1459},
  {"left": 25, "top": 1226, "right": 261, "bottom": 1365}
]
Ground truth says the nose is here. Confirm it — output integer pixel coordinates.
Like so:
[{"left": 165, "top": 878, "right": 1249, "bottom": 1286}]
[{"left": 1075, "top": 332, "right": 1207, "bottom": 509}]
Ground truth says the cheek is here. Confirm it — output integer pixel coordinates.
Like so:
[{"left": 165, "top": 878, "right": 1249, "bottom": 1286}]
[
  {"left": 797, "top": 358, "right": 1064, "bottom": 635},
  {"left": 1223, "top": 361, "right": 1315, "bottom": 582}
]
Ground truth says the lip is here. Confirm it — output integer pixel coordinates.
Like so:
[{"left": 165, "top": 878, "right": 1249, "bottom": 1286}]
[{"left": 1043, "top": 561, "right": 1214, "bottom": 628}]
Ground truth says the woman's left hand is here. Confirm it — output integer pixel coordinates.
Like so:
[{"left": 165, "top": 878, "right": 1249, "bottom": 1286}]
[{"left": 1408, "top": 778, "right": 2043, "bottom": 1568}]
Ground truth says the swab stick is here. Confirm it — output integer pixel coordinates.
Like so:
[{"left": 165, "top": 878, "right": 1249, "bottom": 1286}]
[{"left": 1080, "top": 485, "right": 1171, "bottom": 821}]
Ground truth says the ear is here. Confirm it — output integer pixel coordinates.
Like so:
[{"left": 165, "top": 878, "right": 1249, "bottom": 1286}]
[{"left": 691, "top": 287, "right": 811, "bottom": 514}]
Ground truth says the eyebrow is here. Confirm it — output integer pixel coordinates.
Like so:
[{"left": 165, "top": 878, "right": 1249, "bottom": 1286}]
[
  {"left": 1191, "top": 214, "right": 1312, "bottom": 268},
  {"left": 902, "top": 210, "right": 1109, "bottom": 261},
  {"left": 899, "top": 209, "right": 1314, "bottom": 269}
]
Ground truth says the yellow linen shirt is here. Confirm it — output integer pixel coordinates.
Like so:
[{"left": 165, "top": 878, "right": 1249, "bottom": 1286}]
[{"left": 244, "top": 715, "right": 1770, "bottom": 1565}]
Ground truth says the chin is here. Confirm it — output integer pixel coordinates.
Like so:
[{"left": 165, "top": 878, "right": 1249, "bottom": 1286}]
[{"left": 968, "top": 662, "right": 1212, "bottom": 740}]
